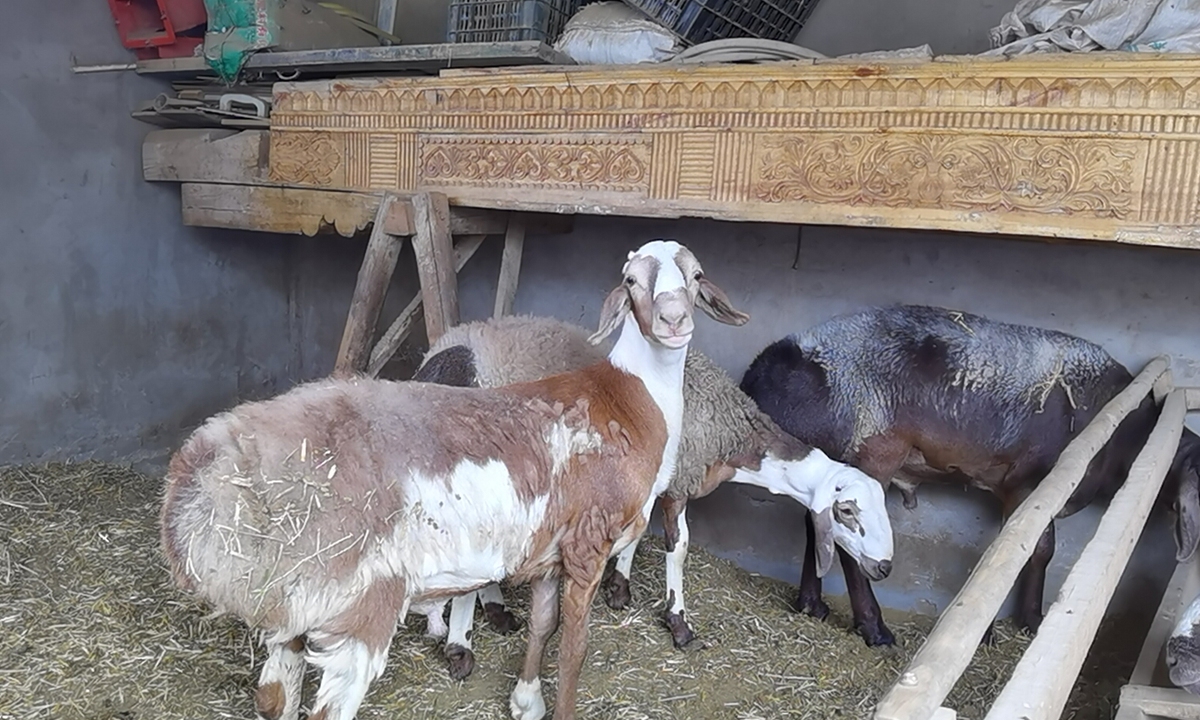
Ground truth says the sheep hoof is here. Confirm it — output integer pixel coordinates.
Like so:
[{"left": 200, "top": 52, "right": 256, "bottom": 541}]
[
  {"left": 483, "top": 602, "right": 523, "bottom": 635},
  {"left": 793, "top": 594, "right": 830, "bottom": 621},
  {"left": 445, "top": 643, "right": 475, "bottom": 681},
  {"left": 857, "top": 622, "right": 896, "bottom": 648},
  {"left": 661, "top": 611, "right": 696, "bottom": 649},
  {"left": 604, "top": 572, "right": 631, "bottom": 610}
]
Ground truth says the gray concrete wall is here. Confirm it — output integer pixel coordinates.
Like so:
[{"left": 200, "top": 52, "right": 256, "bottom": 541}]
[
  {"left": 452, "top": 218, "right": 1200, "bottom": 621},
  {"left": 0, "top": 2, "right": 419, "bottom": 469}
]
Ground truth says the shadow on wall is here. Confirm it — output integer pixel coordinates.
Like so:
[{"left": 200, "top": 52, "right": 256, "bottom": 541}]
[{"left": 449, "top": 213, "right": 1200, "bottom": 620}]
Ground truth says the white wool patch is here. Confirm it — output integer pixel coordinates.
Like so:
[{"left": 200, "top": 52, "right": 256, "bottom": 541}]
[
  {"left": 447, "top": 591, "right": 476, "bottom": 649},
  {"left": 543, "top": 418, "right": 603, "bottom": 475},
  {"left": 306, "top": 634, "right": 389, "bottom": 720},
  {"left": 384, "top": 458, "right": 550, "bottom": 597}
]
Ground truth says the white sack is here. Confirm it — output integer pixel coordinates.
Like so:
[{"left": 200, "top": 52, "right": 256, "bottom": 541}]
[{"left": 553, "top": 2, "right": 680, "bottom": 65}]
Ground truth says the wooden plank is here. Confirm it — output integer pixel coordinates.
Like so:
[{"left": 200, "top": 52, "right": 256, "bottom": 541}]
[
  {"left": 136, "top": 41, "right": 572, "bottom": 79},
  {"left": 1119, "top": 685, "right": 1200, "bottom": 720},
  {"left": 493, "top": 215, "right": 526, "bottom": 318},
  {"left": 143, "top": 129, "right": 270, "bottom": 185},
  {"left": 410, "top": 192, "right": 459, "bottom": 345},
  {"left": 179, "top": 184, "right": 574, "bottom": 237},
  {"left": 367, "top": 234, "right": 487, "bottom": 377},
  {"left": 931, "top": 709, "right": 956, "bottom": 720},
  {"left": 984, "top": 388, "right": 1186, "bottom": 720},
  {"left": 1188, "top": 387, "right": 1200, "bottom": 411},
  {"left": 874, "top": 356, "right": 1171, "bottom": 720},
  {"left": 334, "top": 194, "right": 406, "bottom": 376}
]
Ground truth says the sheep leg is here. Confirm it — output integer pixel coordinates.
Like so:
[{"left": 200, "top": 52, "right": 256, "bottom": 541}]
[
  {"left": 480, "top": 582, "right": 522, "bottom": 634},
  {"left": 603, "top": 538, "right": 637, "bottom": 610},
  {"left": 510, "top": 576, "right": 560, "bottom": 720},
  {"left": 445, "top": 591, "right": 478, "bottom": 681},
  {"left": 254, "top": 636, "right": 305, "bottom": 720},
  {"left": 841, "top": 548, "right": 895, "bottom": 647},
  {"left": 660, "top": 495, "right": 696, "bottom": 649},
  {"left": 549, "top": 543, "right": 612, "bottom": 720},
  {"left": 1014, "top": 521, "right": 1055, "bottom": 634},
  {"left": 794, "top": 510, "right": 831, "bottom": 620},
  {"left": 306, "top": 632, "right": 392, "bottom": 720},
  {"left": 425, "top": 601, "right": 449, "bottom": 639}
]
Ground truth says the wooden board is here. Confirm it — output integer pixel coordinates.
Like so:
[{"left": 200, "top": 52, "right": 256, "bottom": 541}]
[
  {"left": 136, "top": 41, "right": 572, "bottom": 80},
  {"left": 1117, "top": 686, "right": 1200, "bottom": 720},
  {"left": 267, "top": 54, "right": 1200, "bottom": 250},
  {"left": 178, "top": 183, "right": 573, "bottom": 237}
]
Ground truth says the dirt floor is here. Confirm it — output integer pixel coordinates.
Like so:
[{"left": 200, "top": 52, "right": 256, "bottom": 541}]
[{"left": 0, "top": 462, "right": 1130, "bottom": 720}]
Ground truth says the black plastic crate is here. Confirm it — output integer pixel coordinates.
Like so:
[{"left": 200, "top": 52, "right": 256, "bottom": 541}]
[
  {"left": 447, "top": 0, "right": 583, "bottom": 43},
  {"left": 621, "top": 0, "right": 821, "bottom": 45}
]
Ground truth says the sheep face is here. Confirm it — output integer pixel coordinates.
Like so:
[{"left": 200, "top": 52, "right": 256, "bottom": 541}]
[
  {"left": 1174, "top": 457, "right": 1200, "bottom": 563},
  {"left": 813, "top": 467, "right": 894, "bottom": 581},
  {"left": 590, "top": 239, "right": 749, "bottom": 348},
  {"left": 1168, "top": 593, "right": 1200, "bottom": 694}
]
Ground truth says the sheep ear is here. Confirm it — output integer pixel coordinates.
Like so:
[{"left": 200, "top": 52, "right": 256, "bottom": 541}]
[
  {"left": 589, "top": 286, "right": 631, "bottom": 345},
  {"left": 812, "top": 507, "right": 837, "bottom": 578},
  {"left": 1177, "top": 466, "right": 1200, "bottom": 562},
  {"left": 697, "top": 276, "right": 750, "bottom": 326}
]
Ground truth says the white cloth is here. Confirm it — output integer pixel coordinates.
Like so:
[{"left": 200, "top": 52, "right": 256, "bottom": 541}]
[{"left": 988, "top": 0, "right": 1200, "bottom": 55}]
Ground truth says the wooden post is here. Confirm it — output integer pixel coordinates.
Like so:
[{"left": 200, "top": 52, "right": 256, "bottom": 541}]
[
  {"left": 375, "top": 0, "right": 398, "bottom": 34},
  {"left": 366, "top": 234, "right": 487, "bottom": 377},
  {"left": 1117, "top": 685, "right": 1200, "bottom": 720},
  {"left": 333, "top": 193, "right": 405, "bottom": 376},
  {"left": 984, "top": 388, "right": 1186, "bottom": 720},
  {"left": 493, "top": 214, "right": 526, "bottom": 318},
  {"left": 874, "top": 356, "right": 1171, "bottom": 720},
  {"left": 411, "top": 192, "right": 459, "bottom": 346},
  {"left": 1128, "top": 556, "right": 1200, "bottom": 690}
]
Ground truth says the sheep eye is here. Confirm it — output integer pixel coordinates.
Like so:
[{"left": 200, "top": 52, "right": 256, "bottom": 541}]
[
  {"left": 693, "top": 271, "right": 703, "bottom": 281},
  {"left": 624, "top": 276, "right": 636, "bottom": 287}
]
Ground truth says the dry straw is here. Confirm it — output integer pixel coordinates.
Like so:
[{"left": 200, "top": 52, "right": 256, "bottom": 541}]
[{"left": 0, "top": 462, "right": 1122, "bottom": 720}]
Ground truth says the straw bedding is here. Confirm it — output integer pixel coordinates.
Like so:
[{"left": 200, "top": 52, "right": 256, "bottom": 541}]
[{"left": 0, "top": 461, "right": 1126, "bottom": 720}]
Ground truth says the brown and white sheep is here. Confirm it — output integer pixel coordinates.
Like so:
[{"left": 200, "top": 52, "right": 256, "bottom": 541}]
[
  {"left": 411, "top": 314, "right": 892, "bottom": 678},
  {"left": 158, "top": 239, "right": 749, "bottom": 720}
]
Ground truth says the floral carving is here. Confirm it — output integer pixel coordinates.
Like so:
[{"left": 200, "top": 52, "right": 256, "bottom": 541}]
[
  {"left": 754, "top": 134, "right": 1137, "bottom": 218},
  {"left": 420, "top": 141, "right": 648, "bottom": 191},
  {"left": 270, "top": 132, "right": 342, "bottom": 187}
]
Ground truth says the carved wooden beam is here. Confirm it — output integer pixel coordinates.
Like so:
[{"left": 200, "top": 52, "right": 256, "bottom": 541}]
[{"left": 266, "top": 55, "right": 1200, "bottom": 250}]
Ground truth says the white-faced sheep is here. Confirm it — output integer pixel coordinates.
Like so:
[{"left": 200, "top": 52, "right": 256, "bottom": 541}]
[
  {"left": 739, "top": 304, "right": 1200, "bottom": 647},
  {"left": 158, "top": 239, "right": 749, "bottom": 720},
  {"left": 412, "top": 314, "right": 893, "bottom": 679}
]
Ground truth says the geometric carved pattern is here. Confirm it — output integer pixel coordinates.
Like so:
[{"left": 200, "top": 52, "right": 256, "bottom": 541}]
[
  {"left": 269, "top": 56, "right": 1200, "bottom": 247},
  {"left": 419, "top": 137, "right": 650, "bottom": 192}
]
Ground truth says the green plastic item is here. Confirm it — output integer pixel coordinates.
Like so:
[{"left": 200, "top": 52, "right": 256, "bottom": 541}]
[{"left": 202, "top": 0, "right": 280, "bottom": 83}]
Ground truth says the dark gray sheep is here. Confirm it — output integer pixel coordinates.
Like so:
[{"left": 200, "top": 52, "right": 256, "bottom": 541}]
[{"left": 740, "top": 303, "right": 1200, "bottom": 647}]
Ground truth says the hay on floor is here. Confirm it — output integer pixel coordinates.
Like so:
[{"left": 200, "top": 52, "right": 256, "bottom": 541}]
[{"left": 0, "top": 462, "right": 1122, "bottom": 720}]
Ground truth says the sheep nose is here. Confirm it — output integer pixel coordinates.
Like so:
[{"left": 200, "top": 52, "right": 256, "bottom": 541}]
[
  {"left": 877, "top": 560, "right": 892, "bottom": 579},
  {"left": 658, "top": 308, "right": 687, "bottom": 331}
]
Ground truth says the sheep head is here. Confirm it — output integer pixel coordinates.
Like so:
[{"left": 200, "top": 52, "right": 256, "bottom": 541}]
[{"left": 590, "top": 239, "right": 748, "bottom": 347}]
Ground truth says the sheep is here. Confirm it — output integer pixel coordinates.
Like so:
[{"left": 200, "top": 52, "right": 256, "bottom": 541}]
[
  {"left": 739, "top": 303, "right": 1200, "bottom": 648},
  {"left": 158, "top": 239, "right": 749, "bottom": 720},
  {"left": 1167, "top": 591, "right": 1200, "bottom": 695},
  {"left": 411, "top": 314, "right": 893, "bottom": 679}
]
